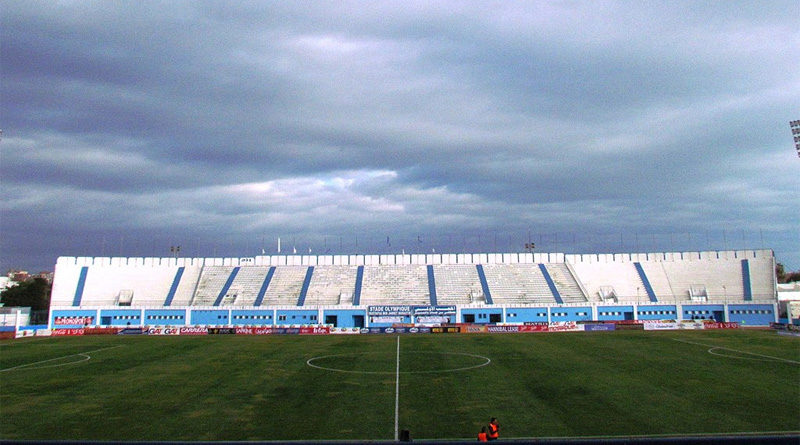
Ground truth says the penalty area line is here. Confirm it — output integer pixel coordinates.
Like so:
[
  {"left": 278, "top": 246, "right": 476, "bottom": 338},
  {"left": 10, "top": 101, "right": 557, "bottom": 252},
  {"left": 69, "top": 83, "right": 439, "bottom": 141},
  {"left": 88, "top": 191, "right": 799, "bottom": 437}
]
[
  {"left": 671, "top": 338, "right": 800, "bottom": 365},
  {"left": 0, "top": 345, "right": 124, "bottom": 372}
]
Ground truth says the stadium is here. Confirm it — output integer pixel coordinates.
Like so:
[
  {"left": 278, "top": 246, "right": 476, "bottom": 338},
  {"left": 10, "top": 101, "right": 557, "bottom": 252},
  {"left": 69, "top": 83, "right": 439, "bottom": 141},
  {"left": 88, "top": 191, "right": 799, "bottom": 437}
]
[
  {"left": 3, "top": 248, "right": 798, "bottom": 443},
  {"left": 46, "top": 249, "right": 778, "bottom": 329}
]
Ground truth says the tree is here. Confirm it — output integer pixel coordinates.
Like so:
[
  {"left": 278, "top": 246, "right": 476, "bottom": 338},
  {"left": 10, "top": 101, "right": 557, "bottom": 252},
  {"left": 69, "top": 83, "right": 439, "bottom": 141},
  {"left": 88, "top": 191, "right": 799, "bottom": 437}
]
[
  {"left": 776, "top": 263, "right": 786, "bottom": 282},
  {"left": 0, "top": 278, "right": 51, "bottom": 311}
]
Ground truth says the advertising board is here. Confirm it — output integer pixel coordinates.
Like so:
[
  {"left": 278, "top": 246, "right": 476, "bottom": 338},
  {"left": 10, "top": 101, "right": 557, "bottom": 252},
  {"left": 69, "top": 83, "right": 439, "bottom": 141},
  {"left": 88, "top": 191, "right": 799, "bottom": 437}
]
[
  {"left": 179, "top": 326, "right": 208, "bottom": 336},
  {"left": 702, "top": 322, "right": 739, "bottom": 329},
  {"left": 486, "top": 326, "right": 519, "bottom": 333},
  {"left": 330, "top": 327, "right": 361, "bottom": 335},
  {"left": 15, "top": 329, "right": 35, "bottom": 338},
  {"left": 84, "top": 327, "right": 120, "bottom": 335},
  {"left": 235, "top": 326, "right": 273, "bottom": 335},
  {"left": 147, "top": 327, "right": 181, "bottom": 335},
  {"left": 583, "top": 324, "right": 615, "bottom": 331},
  {"left": 53, "top": 316, "right": 94, "bottom": 326},
  {"left": 519, "top": 324, "right": 550, "bottom": 332},
  {"left": 52, "top": 328, "right": 85, "bottom": 336},
  {"left": 368, "top": 306, "right": 412, "bottom": 316},
  {"left": 679, "top": 321, "right": 705, "bottom": 330},
  {"left": 299, "top": 326, "right": 330, "bottom": 335},
  {"left": 118, "top": 327, "right": 147, "bottom": 335},
  {"left": 548, "top": 322, "right": 582, "bottom": 332},
  {"left": 643, "top": 321, "right": 679, "bottom": 331}
]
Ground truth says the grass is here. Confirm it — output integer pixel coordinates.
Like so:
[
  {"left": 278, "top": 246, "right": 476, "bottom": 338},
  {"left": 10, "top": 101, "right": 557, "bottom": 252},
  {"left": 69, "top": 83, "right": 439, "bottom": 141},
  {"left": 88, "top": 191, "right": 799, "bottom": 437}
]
[{"left": 1, "top": 330, "right": 798, "bottom": 441}]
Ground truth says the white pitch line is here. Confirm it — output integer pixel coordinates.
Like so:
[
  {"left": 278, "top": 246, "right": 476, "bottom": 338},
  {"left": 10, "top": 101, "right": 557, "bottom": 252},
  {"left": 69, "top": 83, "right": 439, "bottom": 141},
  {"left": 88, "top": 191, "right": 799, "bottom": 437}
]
[
  {"left": 394, "top": 335, "right": 400, "bottom": 442},
  {"left": 0, "top": 345, "right": 123, "bottom": 372},
  {"left": 671, "top": 338, "right": 800, "bottom": 365}
]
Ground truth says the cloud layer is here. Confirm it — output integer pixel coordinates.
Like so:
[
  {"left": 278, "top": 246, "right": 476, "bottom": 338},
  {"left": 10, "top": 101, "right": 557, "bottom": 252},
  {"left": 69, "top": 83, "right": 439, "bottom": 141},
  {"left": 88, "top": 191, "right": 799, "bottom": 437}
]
[{"left": 2, "top": 1, "right": 799, "bottom": 271}]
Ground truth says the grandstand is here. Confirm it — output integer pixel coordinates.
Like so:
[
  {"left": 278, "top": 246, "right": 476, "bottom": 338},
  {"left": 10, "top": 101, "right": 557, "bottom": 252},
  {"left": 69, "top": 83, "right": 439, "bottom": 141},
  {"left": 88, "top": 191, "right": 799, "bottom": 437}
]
[{"left": 48, "top": 249, "right": 778, "bottom": 328}]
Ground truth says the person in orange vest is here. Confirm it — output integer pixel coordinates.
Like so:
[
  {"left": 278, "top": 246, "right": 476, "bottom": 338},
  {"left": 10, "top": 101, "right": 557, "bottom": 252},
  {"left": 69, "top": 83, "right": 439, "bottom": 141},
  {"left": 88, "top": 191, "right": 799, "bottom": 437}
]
[
  {"left": 487, "top": 417, "right": 499, "bottom": 441},
  {"left": 477, "top": 426, "right": 488, "bottom": 442}
]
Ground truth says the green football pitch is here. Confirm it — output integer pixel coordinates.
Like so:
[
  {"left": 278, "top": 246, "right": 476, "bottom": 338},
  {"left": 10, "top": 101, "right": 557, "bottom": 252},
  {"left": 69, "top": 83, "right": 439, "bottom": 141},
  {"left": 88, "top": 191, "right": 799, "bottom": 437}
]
[{"left": 1, "top": 330, "right": 798, "bottom": 441}]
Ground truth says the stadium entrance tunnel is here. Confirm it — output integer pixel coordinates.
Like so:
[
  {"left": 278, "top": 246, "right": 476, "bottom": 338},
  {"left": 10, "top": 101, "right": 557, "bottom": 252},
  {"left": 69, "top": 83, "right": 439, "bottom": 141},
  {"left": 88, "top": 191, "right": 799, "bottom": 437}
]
[{"left": 306, "top": 351, "right": 491, "bottom": 374}]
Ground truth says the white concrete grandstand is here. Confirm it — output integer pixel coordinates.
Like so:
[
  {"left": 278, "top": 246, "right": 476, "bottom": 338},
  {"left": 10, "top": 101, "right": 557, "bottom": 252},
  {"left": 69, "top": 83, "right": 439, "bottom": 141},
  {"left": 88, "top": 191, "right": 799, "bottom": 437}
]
[{"left": 51, "top": 249, "right": 776, "bottom": 308}]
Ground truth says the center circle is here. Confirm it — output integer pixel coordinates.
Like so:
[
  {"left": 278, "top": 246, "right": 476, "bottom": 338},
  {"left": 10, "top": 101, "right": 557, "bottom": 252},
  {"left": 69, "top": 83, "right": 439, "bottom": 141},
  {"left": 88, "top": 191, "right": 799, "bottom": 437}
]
[{"left": 307, "top": 351, "right": 491, "bottom": 374}]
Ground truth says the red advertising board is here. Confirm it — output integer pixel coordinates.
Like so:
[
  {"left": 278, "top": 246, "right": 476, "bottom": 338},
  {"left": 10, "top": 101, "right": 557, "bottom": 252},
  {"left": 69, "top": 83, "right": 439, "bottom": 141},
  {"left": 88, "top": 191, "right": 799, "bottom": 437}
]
[
  {"left": 702, "top": 322, "right": 740, "bottom": 329},
  {"left": 52, "top": 328, "right": 85, "bottom": 336},
  {"left": 54, "top": 316, "right": 94, "bottom": 326},
  {"left": 83, "top": 327, "right": 120, "bottom": 335},
  {"left": 299, "top": 326, "right": 330, "bottom": 335},
  {"left": 235, "top": 326, "right": 273, "bottom": 335},
  {"left": 519, "top": 325, "right": 549, "bottom": 332},
  {"left": 548, "top": 322, "right": 582, "bottom": 332},
  {"left": 179, "top": 326, "right": 208, "bottom": 336}
]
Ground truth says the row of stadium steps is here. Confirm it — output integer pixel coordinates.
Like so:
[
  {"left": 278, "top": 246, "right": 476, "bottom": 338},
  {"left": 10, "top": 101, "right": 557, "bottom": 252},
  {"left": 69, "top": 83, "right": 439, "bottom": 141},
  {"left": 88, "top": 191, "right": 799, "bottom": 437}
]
[
  {"left": 545, "top": 263, "right": 587, "bottom": 303},
  {"left": 481, "top": 263, "right": 557, "bottom": 305},
  {"left": 304, "top": 265, "right": 358, "bottom": 306},
  {"left": 432, "top": 264, "right": 484, "bottom": 305},
  {"left": 359, "top": 265, "right": 430, "bottom": 306},
  {"left": 262, "top": 266, "right": 307, "bottom": 306},
  {"left": 223, "top": 266, "right": 270, "bottom": 306},
  {"left": 190, "top": 266, "right": 235, "bottom": 306},
  {"left": 571, "top": 261, "right": 648, "bottom": 303},
  {"left": 167, "top": 266, "right": 202, "bottom": 306}
]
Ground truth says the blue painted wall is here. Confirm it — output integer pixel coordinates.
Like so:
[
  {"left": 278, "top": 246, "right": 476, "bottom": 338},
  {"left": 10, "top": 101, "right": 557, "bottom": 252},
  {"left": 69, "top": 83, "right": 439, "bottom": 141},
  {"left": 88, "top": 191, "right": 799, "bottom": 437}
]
[
  {"left": 275, "top": 309, "right": 319, "bottom": 325},
  {"left": 636, "top": 305, "right": 678, "bottom": 320},
  {"left": 727, "top": 304, "right": 774, "bottom": 326},
  {"left": 191, "top": 310, "right": 229, "bottom": 325},
  {"left": 98, "top": 309, "right": 142, "bottom": 326},
  {"left": 460, "top": 308, "right": 502, "bottom": 324},
  {"left": 682, "top": 304, "right": 725, "bottom": 321},
  {"left": 596, "top": 305, "right": 634, "bottom": 321},
  {"left": 504, "top": 307, "right": 548, "bottom": 324},
  {"left": 231, "top": 309, "right": 274, "bottom": 326},
  {"left": 323, "top": 309, "right": 367, "bottom": 328},
  {"left": 550, "top": 307, "right": 592, "bottom": 322},
  {"left": 144, "top": 309, "right": 187, "bottom": 326}
]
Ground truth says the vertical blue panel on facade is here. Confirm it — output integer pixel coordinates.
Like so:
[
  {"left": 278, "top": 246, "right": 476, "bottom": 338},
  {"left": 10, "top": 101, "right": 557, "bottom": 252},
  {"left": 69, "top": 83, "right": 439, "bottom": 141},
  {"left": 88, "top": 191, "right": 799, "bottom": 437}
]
[
  {"left": 163, "top": 267, "right": 185, "bottom": 307},
  {"left": 538, "top": 264, "right": 563, "bottom": 304},
  {"left": 72, "top": 266, "right": 89, "bottom": 306},
  {"left": 254, "top": 267, "right": 275, "bottom": 307},
  {"left": 476, "top": 265, "right": 493, "bottom": 305},
  {"left": 213, "top": 267, "right": 240, "bottom": 306},
  {"left": 427, "top": 265, "right": 437, "bottom": 306},
  {"left": 634, "top": 262, "right": 658, "bottom": 302},
  {"left": 353, "top": 265, "right": 364, "bottom": 306},
  {"left": 741, "top": 259, "right": 752, "bottom": 301},
  {"left": 297, "top": 266, "right": 314, "bottom": 306}
]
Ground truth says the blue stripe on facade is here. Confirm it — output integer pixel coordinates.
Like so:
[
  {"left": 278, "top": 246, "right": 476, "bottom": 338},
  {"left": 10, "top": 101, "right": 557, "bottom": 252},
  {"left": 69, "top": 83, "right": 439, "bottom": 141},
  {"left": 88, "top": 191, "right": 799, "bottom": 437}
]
[
  {"left": 72, "top": 267, "right": 89, "bottom": 306},
  {"left": 163, "top": 267, "right": 185, "bottom": 307},
  {"left": 476, "top": 264, "right": 493, "bottom": 305},
  {"left": 353, "top": 265, "right": 364, "bottom": 306},
  {"left": 539, "top": 264, "right": 564, "bottom": 304},
  {"left": 297, "top": 266, "right": 314, "bottom": 306},
  {"left": 427, "top": 265, "right": 437, "bottom": 306},
  {"left": 213, "top": 267, "right": 240, "bottom": 306},
  {"left": 254, "top": 267, "right": 275, "bottom": 307},
  {"left": 633, "top": 262, "right": 658, "bottom": 302},
  {"left": 741, "top": 259, "right": 752, "bottom": 301}
]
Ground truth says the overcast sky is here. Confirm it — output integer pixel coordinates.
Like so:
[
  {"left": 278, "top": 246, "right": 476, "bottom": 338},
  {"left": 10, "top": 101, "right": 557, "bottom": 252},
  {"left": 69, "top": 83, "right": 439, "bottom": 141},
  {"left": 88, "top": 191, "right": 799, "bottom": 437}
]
[{"left": 2, "top": 0, "right": 799, "bottom": 273}]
